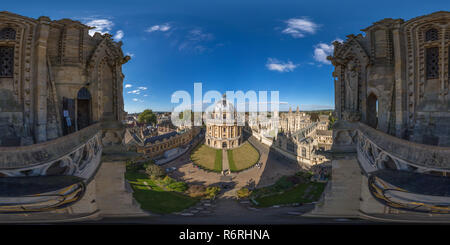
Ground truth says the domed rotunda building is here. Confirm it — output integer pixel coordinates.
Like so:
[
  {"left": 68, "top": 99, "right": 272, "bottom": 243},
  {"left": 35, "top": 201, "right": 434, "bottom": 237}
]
[{"left": 205, "top": 94, "right": 243, "bottom": 149}]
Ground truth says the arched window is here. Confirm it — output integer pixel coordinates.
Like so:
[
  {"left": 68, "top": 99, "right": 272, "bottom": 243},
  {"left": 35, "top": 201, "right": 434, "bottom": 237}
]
[
  {"left": 0, "top": 28, "right": 16, "bottom": 40},
  {"left": 0, "top": 46, "right": 13, "bottom": 77},
  {"left": 0, "top": 28, "right": 15, "bottom": 77},
  {"left": 426, "top": 47, "right": 439, "bottom": 79},
  {"left": 425, "top": 28, "right": 439, "bottom": 42}
]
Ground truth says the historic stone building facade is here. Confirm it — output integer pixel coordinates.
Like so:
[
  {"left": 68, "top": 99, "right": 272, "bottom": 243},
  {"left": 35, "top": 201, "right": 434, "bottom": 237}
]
[
  {"left": 308, "top": 12, "right": 450, "bottom": 221},
  {"left": 248, "top": 107, "right": 332, "bottom": 167},
  {"left": 279, "top": 106, "right": 311, "bottom": 134},
  {"left": 0, "top": 11, "right": 128, "bottom": 147},
  {"left": 205, "top": 94, "right": 243, "bottom": 149},
  {"left": 0, "top": 12, "right": 144, "bottom": 220},
  {"left": 136, "top": 127, "right": 200, "bottom": 158},
  {"left": 274, "top": 114, "right": 332, "bottom": 167}
]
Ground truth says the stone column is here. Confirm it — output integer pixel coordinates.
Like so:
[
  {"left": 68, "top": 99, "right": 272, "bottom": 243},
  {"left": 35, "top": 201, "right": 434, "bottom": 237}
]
[
  {"left": 392, "top": 24, "right": 406, "bottom": 138},
  {"left": 34, "top": 17, "right": 50, "bottom": 143}
]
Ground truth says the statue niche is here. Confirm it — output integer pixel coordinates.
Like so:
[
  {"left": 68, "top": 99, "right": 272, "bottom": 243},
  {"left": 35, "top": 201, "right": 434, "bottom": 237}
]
[{"left": 344, "top": 60, "right": 359, "bottom": 111}]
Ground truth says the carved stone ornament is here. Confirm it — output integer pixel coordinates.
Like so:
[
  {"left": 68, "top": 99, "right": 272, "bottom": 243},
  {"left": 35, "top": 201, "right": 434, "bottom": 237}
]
[{"left": 342, "top": 110, "right": 361, "bottom": 122}]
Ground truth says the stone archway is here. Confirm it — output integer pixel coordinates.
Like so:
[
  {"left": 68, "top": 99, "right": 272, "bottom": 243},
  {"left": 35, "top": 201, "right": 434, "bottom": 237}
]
[{"left": 367, "top": 93, "right": 378, "bottom": 129}]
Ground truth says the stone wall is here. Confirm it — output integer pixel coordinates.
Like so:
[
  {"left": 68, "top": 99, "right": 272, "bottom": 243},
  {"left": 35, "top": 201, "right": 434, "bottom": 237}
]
[{"left": 0, "top": 11, "right": 129, "bottom": 146}]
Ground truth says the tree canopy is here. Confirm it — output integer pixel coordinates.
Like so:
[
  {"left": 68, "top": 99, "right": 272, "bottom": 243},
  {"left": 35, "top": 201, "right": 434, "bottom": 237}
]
[{"left": 138, "top": 109, "right": 157, "bottom": 125}]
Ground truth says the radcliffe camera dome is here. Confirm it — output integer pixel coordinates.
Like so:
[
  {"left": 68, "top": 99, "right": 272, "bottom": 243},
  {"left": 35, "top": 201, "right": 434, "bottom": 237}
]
[
  {"left": 205, "top": 94, "right": 243, "bottom": 149},
  {"left": 210, "top": 94, "right": 236, "bottom": 120}
]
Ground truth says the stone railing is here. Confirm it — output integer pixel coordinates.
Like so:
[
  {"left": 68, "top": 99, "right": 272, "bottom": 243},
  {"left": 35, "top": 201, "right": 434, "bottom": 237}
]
[
  {"left": 0, "top": 123, "right": 102, "bottom": 179},
  {"left": 356, "top": 122, "right": 450, "bottom": 173}
]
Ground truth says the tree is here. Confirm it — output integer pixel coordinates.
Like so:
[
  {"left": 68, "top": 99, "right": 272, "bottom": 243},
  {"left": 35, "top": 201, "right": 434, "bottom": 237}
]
[
  {"left": 204, "top": 186, "right": 221, "bottom": 200},
  {"left": 236, "top": 187, "right": 251, "bottom": 199},
  {"left": 138, "top": 109, "right": 157, "bottom": 125},
  {"left": 145, "top": 163, "right": 165, "bottom": 179}
]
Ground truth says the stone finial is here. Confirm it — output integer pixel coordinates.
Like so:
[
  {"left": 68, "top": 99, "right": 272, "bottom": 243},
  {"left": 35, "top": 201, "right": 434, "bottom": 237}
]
[
  {"left": 121, "top": 55, "right": 131, "bottom": 64},
  {"left": 38, "top": 16, "right": 51, "bottom": 23}
]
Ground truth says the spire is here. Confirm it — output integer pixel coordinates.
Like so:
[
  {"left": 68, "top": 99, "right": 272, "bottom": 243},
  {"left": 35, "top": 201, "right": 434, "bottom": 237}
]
[
  {"left": 296, "top": 106, "right": 299, "bottom": 113},
  {"left": 289, "top": 106, "right": 292, "bottom": 114}
]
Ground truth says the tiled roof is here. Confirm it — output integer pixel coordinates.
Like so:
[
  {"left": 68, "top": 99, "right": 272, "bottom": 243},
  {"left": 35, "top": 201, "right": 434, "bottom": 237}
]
[{"left": 144, "top": 131, "right": 178, "bottom": 145}]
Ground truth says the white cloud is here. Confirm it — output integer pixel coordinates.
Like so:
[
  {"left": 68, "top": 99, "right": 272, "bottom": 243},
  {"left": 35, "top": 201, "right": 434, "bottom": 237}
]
[
  {"left": 187, "top": 28, "right": 214, "bottom": 42},
  {"left": 124, "top": 84, "right": 132, "bottom": 88},
  {"left": 126, "top": 52, "right": 135, "bottom": 58},
  {"left": 132, "top": 98, "right": 144, "bottom": 103},
  {"left": 146, "top": 23, "right": 171, "bottom": 33},
  {"left": 128, "top": 89, "right": 141, "bottom": 95},
  {"left": 114, "top": 30, "right": 124, "bottom": 40},
  {"left": 266, "top": 58, "right": 298, "bottom": 72},
  {"left": 85, "top": 19, "right": 114, "bottom": 36},
  {"left": 178, "top": 28, "right": 214, "bottom": 54},
  {"left": 313, "top": 38, "right": 343, "bottom": 64},
  {"left": 282, "top": 17, "right": 319, "bottom": 38},
  {"left": 127, "top": 86, "right": 149, "bottom": 95}
]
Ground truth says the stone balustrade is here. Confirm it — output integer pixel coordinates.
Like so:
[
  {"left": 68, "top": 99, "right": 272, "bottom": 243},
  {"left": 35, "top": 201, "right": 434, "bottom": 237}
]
[
  {"left": 356, "top": 122, "right": 450, "bottom": 173},
  {"left": 0, "top": 123, "right": 102, "bottom": 179}
]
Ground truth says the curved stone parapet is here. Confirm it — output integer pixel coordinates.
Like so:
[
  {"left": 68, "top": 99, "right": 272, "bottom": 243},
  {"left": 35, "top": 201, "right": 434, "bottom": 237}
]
[
  {"left": 0, "top": 123, "right": 103, "bottom": 180},
  {"left": 0, "top": 124, "right": 103, "bottom": 213},
  {"left": 356, "top": 122, "right": 450, "bottom": 174},
  {"left": 0, "top": 176, "right": 86, "bottom": 213},
  {"left": 368, "top": 170, "right": 450, "bottom": 214}
]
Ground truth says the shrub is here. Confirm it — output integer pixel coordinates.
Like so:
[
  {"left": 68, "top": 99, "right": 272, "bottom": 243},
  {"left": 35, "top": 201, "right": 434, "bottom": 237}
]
[
  {"left": 168, "top": 182, "right": 188, "bottom": 192},
  {"left": 186, "top": 185, "right": 206, "bottom": 198},
  {"left": 145, "top": 164, "right": 165, "bottom": 179},
  {"left": 161, "top": 175, "right": 176, "bottom": 185},
  {"left": 274, "top": 176, "right": 294, "bottom": 191},
  {"left": 204, "top": 186, "right": 221, "bottom": 200},
  {"left": 142, "top": 160, "right": 155, "bottom": 169},
  {"left": 236, "top": 187, "right": 251, "bottom": 199},
  {"left": 126, "top": 160, "right": 142, "bottom": 172}
]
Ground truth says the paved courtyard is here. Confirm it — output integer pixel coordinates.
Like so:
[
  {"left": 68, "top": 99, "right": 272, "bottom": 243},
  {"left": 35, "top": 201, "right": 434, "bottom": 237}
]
[{"left": 164, "top": 135, "right": 303, "bottom": 198}]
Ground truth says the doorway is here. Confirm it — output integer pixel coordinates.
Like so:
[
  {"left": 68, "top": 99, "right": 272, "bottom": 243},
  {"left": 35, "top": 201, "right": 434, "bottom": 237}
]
[
  {"left": 77, "top": 87, "right": 91, "bottom": 130},
  {"left": 367, "top": 93, "right": 378, "bottom": 129}
]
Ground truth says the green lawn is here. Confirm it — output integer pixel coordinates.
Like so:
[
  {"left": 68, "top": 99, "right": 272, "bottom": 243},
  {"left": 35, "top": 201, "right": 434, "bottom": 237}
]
[
  {"left": 228, "top": 142, "right": 259, "bottom": 172},
  {"left": 191, "top": 144, "right": 222, "bottom": 172},
  {"left": 125, "top": 172, "right": 198, "bottom": 214},
  {"left": 254, "top": 182, "right": 326, "bottom": 208}
]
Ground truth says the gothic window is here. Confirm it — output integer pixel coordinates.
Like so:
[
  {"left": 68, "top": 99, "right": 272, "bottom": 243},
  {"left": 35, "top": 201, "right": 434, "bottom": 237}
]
[
  {"left": 287, "top": 142, "right": 295, "bottom": 152},
  {"left": 425, "top": 28, "right": 439, "bottom": 42},
  {"left": 426, "top": 47, "right": 439, "bottom": 79},
  {"left": 302, "top": 147, "right": 306, "bottom": 157},
  {"left": 0, "top": 28, "right": 16, "bottom": 40},
  {"left": 0, "top": 46, "right": 14, "bottom": 77}
]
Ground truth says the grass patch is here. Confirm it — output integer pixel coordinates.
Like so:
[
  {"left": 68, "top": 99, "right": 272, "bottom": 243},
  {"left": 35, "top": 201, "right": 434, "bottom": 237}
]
[
  {"left": 190, "top": 144, "right": 222, "bottom": 172},
  {"left": 254, "top": 182, "right": 326, "bottom": 208},
  {"left": 125, "top": 171, "right": 198, "bottom": 214},
  {"left": 214, "top": 149, "right": 222, "bottom": 172},
  {"left": 227, "top": 150, "right": 236, "bottom": 171},
  {"left": 228, "top": 142, "right": 259, "bottom": 172}
]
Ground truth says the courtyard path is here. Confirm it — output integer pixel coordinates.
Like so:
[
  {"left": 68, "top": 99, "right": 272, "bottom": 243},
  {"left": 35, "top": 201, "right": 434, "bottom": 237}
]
[{"left": 222, "top": 149, "right": 229, "bottom": 173}]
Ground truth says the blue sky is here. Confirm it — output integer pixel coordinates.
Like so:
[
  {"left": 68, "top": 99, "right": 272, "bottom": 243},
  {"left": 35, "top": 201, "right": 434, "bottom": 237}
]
[{"left": 4, "top": 0, "right": 449, "bottom": 112}]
